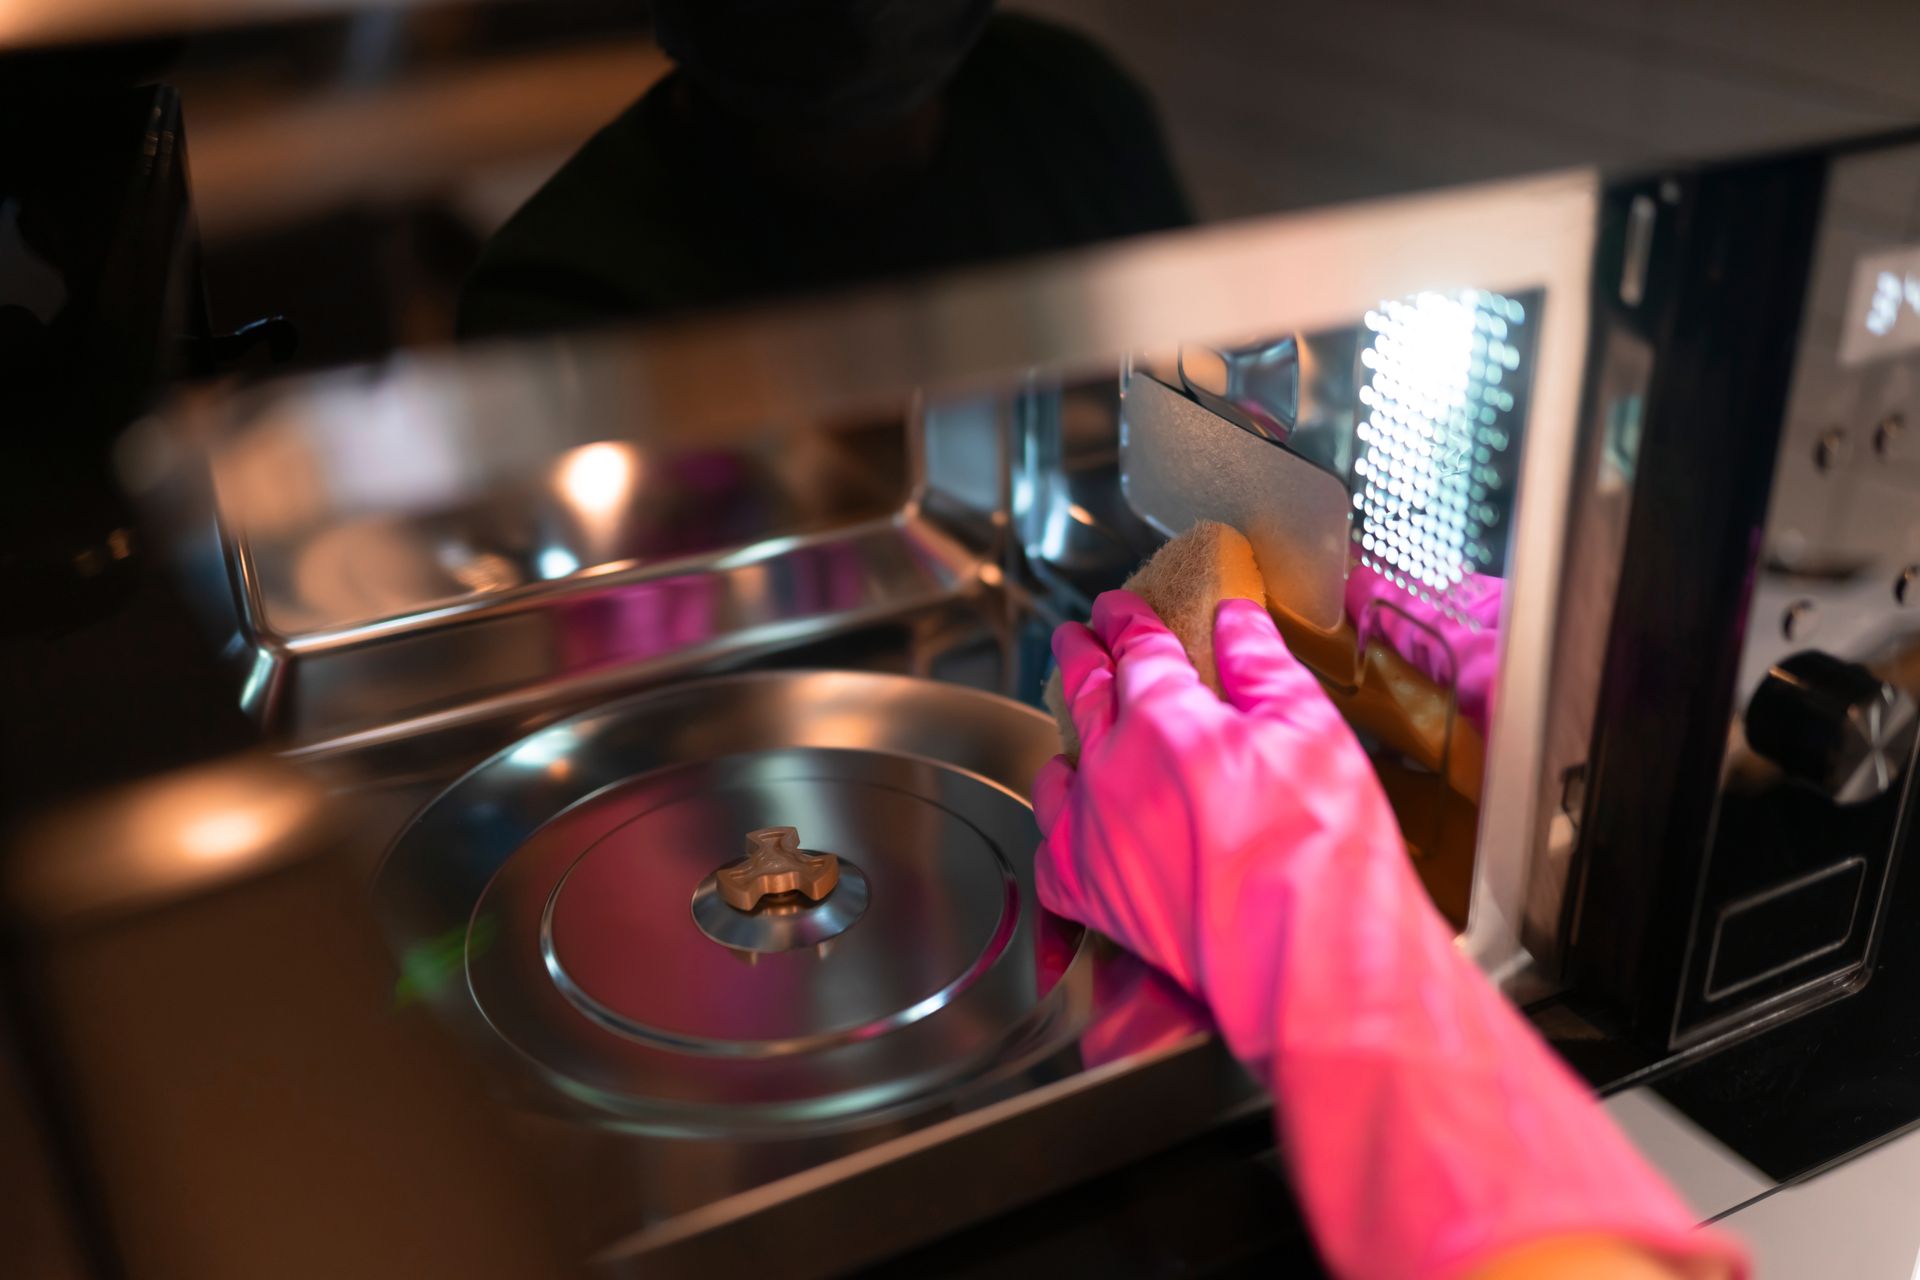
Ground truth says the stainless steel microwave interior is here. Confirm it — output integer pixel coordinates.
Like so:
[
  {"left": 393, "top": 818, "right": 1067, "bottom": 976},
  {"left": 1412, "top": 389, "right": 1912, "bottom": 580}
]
[
  {"left": 135, "top": 166, "right": 1599, "bottom": 969},
  {"left": 105, "top": 137, "right": 1920, "bottom": 1272}
]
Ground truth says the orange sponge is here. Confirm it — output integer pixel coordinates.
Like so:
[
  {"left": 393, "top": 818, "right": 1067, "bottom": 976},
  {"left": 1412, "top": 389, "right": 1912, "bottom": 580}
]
[{"left": 1045, "top": 521, "right": 1266, "bottom": 762}]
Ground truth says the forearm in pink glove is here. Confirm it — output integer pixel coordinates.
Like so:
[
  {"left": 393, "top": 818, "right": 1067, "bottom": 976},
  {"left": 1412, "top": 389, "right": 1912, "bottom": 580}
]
[
  {"left": 1033, "top": 590, "right": 1744, "bottom": 1280},
  {"left": 1345, "top": 563, "right": 1502, "bottom": 736}
]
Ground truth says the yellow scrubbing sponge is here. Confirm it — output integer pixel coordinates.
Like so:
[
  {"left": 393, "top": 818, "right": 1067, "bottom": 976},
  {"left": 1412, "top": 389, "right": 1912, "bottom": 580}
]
[{"left": 1044, "top": 520, "right": 1266, "bottom": 762}]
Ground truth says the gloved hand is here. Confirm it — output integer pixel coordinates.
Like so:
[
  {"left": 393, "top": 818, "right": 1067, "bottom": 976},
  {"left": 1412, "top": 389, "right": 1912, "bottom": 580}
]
[
  {"left": 1036, "top": 906, "right": 1212, "bottom": 1072},
  {"left": 1345, "top": 563, "right": 1502, "bottom": 735},
  {"left": 1033, "top": 590, "right": 1744, "bottom": 1280}
]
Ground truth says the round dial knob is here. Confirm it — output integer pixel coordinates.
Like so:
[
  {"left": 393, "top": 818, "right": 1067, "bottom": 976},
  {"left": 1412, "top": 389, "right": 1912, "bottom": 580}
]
[{"left": 1745, "top": 651, "right": 1916, "bottom": 804}]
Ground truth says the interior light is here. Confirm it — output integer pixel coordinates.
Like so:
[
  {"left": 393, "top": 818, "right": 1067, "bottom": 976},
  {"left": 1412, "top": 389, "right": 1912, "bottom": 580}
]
[
  {"left": 509, "top": 726, "right": 578, "bottom": 768},
  {"left": 554, "top": 441, "right": 640, "bottom": 522},
  {"left": 537, "top": 546, "right": 581, "bottom": 579},
  {"left": 178, "top": 810, "right": 266, "bottom": 862}
]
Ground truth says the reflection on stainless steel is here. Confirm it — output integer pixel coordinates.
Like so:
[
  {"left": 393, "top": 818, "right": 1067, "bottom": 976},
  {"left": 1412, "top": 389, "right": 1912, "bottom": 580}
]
[
  {"left": 133, "top": 371, "right": 920, "bottom": 752},
  {"left": 592, "top": 1024, "right": 1258, "bottom": 1278},
  {"left": 1293, "top": 330, "right": 1365, "bottom": 482},
  {"left": 1523, "top": 325, "right": 1652, "bottom": 963},
  {"left": 1121, "top": 370, "right": 1353, "bottom": 630},
  {"left": 512, "top": 748, "right": 1034, "bottom": 1088},
  {"left": 1, "top": 0, "right": 507, "bottom": 47},
  {"left": 5, "top": 755, "right": 332, "bottom": 926},
  {"left": 6, "top": 758, "right": 578, "bottom": 1279},
  {"left": 554, "top": 440, "right": 641, "bottom": 522},
  {"left": 126, "top": 166, "right": 1599, "bottom": 993},
  {"left": 127, "top": 177, "right": 1589, "bottom": 959},
  {"left": 1171, "top": 330, "right": 1361, "bottom": 486},
  {"left": 1178, "top": 338, "right": 1301, "bottom": 442},
  {"left": 272, "top": 514, "right": 967, "bottom": 755},
  {"left": 1744, "top": 652, "right": 1917, "bottom": 805},
  {"left": 376, "top": 672, "right": 1092, "bottom": 1133},
  {"left": 305, "top": 605, "right": 1255, "bottom": 1274},
  {"left": 362, "top": 671, "right": 1268, "bottom": 1271},
  {"left": 151, "top": 176, "right": 1587, "bottom": 499}
]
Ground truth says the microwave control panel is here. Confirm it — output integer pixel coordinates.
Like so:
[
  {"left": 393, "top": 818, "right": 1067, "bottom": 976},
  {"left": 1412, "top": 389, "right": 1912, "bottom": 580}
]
[{"left": 1673, "top": 142, "right": 1920, "bottom": 1045}]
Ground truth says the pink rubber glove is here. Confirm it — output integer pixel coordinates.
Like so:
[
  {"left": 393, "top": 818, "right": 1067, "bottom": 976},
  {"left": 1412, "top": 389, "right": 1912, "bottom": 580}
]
[
  {"left": 1033, "top": 590, "right": 1744, "bottom": 1280},
  {"left": 1345, "top": 564, "right": 1502, "bottom": 735},
  {"left": 1035, "top": 913, "right": 1211, "bottom": 1071}
]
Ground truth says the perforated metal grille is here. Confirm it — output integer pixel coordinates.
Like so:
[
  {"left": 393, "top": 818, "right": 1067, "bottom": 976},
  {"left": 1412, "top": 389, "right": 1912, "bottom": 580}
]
[{"left": 1351, "top": 289, "right": 1528, "bottom": 627}]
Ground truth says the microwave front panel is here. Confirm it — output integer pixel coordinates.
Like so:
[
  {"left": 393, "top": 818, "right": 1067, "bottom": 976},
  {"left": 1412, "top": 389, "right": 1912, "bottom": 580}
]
[{"left": 1669, "top": 141, "right": 1920, "bottom": 1047}]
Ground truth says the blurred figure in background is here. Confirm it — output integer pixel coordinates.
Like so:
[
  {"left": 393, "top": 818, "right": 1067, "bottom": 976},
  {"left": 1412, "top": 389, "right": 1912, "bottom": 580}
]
[{"left": 458, "top": 0, "right": 1189, "bottom": 336}]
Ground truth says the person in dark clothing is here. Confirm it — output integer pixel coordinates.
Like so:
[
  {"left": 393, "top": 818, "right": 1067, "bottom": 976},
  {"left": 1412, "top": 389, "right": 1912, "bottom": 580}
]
[{"left": 458, "top": 2, "right": 1190, "bottom": 338}]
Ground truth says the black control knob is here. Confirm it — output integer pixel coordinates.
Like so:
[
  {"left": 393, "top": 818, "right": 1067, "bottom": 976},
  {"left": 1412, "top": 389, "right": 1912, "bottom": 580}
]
[{"left": 1745, "top": 651, "right": 1916, "bottom": 804}]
